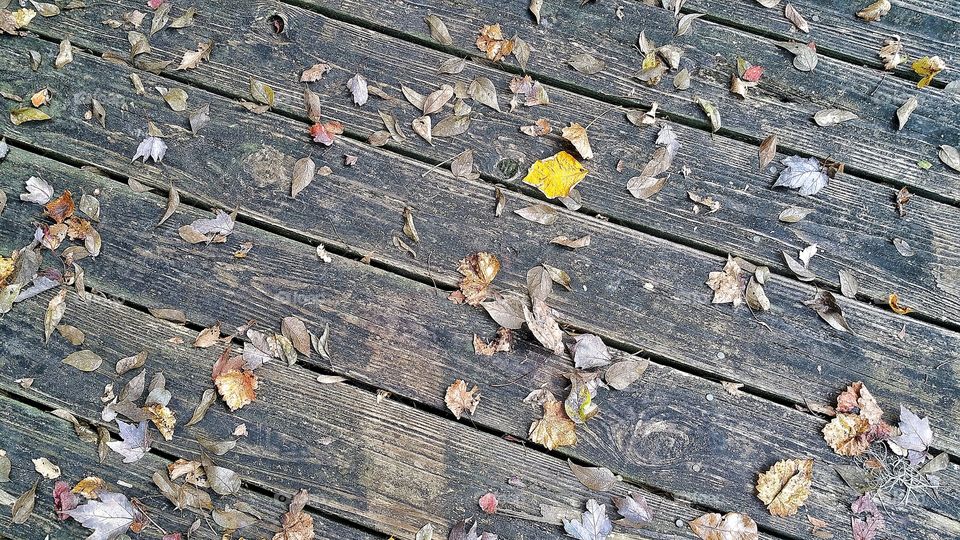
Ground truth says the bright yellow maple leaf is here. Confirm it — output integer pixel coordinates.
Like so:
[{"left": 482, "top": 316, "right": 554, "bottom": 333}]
[
  {"left": 756, "top": 458, "right": 813, "bottom": 517},
  {"left": 912, "top": 56, "right": 945, "bottom": 88},
  {"left": 522, "top": 151, "right": 588, "bottom": 199}
]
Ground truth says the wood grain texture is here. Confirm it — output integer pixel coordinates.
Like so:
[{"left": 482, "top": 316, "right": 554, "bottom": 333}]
[
  {"left": 1, "top": 148, "right": 957, "bottom": 539},
  {"left": 15, "top": 0, "right": 960, "bottom": 328},
  {"left": 0, "top": 33, "right": 958, "bottom": 461},
  {"left": 290, "top": 0, "right": 960, "bottom": 200},
  {"left": 0, "top": 294, "right": 713, "bottom": 540},
  {"left": 681, "top": 0, "right": 960, "bottom": 77},
  {"left": 0, "top": 394, "right": 369, "bottom": 539}
]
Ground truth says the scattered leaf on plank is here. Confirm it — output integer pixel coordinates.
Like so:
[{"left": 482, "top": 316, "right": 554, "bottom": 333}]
[
  {"left": 706, "top": 256, "right": 743, "bottom": 306},
  {"left": 424, "top": 14, "right": 453, "bottom": 45},
  {"left": 444, "top": 379, "right": 480, "bottom": 419},
  {"left": 756, "top": 458, "right": 813, "bottom": 516},
  {"left": 612, "top": 492, "right": 653, "bottom": 527},
  {"left": 857, "top": 0, "right": 891, "bottom": 21},
  {"left": 523, "top": 151, "right": 588, "bottom": 199},
  {"left": 476, "top": 23, "right": 514, "bottom": 62},
  {"left": 777, "top": 41, "right": 818, "bottom": 71},
  {"left": 563, "top": 499, "right": 612, "bottom": 540},
  {"left": 774, "top": 156, "right": 840, "bottom": 196},
  {"left": 912, "top": 56, "right": 945, "bottom": 88},
  {"left": 177, "top": 40, "right": 212, "bottom": 70},
  {"left": 690, "top": 512, "right": 758, "bottom": 540},
  {"left": 813, "top": 108, "right": 858, "bottom": 127},
  {"left": 449, "top": 251, "right": 500, "bottom": 305},
  {"left": 569, "top": 460, "right": 621, "bottom": 491}
]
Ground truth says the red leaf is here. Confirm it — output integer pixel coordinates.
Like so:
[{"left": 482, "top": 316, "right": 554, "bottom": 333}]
[
  {"left": 742, "top": 65, "right": 764, "bottom": 82},
  {"left": 479, "top": 492, "right": 498, "bottom": 514}
]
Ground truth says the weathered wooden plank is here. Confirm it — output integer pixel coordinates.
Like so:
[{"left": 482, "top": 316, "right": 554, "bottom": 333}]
[
  {"left": 0, "top": 297, "right": 712, "bottom": 540},
  {"left": 1, "top": 31, "right": 959, "bottom": 462},
  {"left": 15, "top": 1, "right": 960, "bottom": 328},
  {"left": 287, "top": 0, "right": 960, "bottom": 200},
  {"left": 0, "top": 393, "right": 368, "bottom": 539},
  {"left": 681, "top": 0, "right": 960, "bottom": 77},
  {"left": 1, "top": 148, "right": 957, "bottom": 538}
]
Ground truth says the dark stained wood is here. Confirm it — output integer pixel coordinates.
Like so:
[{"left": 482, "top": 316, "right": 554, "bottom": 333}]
[
  {"left": 15, "top": 1, "right": 960, "bottom": 328},
  {"left": 0, "top": 394, "right": 371, "bottom": 539},
  {"left": 0, "top": 294, "right": 712, "bottom": 540},
  {"left": 288, "top": 0, "right": 960, "bottom": 200},
  {"left": 1, "top": 34, "right": 958, "bottom": 466},
  {"left": 682, "top": 0, "right": 960, "bottom": 77},
  {"left": 1, "top": 149, "right": 957, "bottom": 539}
]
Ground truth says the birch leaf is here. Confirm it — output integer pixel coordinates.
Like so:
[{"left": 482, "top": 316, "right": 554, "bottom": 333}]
[
  {"left": 569, "top": 460, "right": 620, "bottom": 491},
  {"left": 676, "top": 12, "right": 704, "bottom": 36},
  {"left": 778, "top": 207, "right": 813, "bottom": 223},
  {"left": 249, "top": 78, "right": 275, "bottom": 106},
  {"left": 291, "top": 157, "right": 316, "bottom": 198},
  {"left": 468, "top": 76, "right": 500, "bottom": 112},
  {"left": 64, "top": 350, "right": 103, "bottom": 372},
  {"left": 568, "top": 53, "right": 605, "bottom": 75},
  {"left": 759, "top": 134, "right": 778, "bottom": 168},
  {"left": 777, "top": 41, "right": 818, "bottom": 71}
]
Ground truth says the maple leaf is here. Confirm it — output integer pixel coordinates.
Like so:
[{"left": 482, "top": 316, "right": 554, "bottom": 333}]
[
  {"left": 705, "top": 256, "right": 743, "bottom": 306},
  {"left": 107, "top": 419, "right": 151, "bottom": 463},
  {"left": 66, "top": 491, "right": 136, "bottom": 540},
  {"left": 756, "top": 458, "right": 813, "bottom": 516},
  {"left": 774, "top": 156, "right": 831, "bottom": 195},
  {"left": 476, "top": 23, "right": 514, "bottom": 62},
  {"left": 478, "top": 492, "right": 498, "bottom": 514},
  {"left": 20, "top": 176, "right": 54, "bottom": 204},
  {"left": 563, "top": 499, "right": 612, "bottom": 540},
  {"left": 444, "top": 379, "right": 481, "bottom": 419},
  {"left": 309, "top": 120, "right": 344, "bottom": 146},
  {"left": 274, "top": 489, "right": 315, "bottom": 540},
  {"left": 449, "top": 252, "right": 500, "bottom": 305},
  {"left": 851, "top": 494, "right": 884, "bottom": 540},
  {"left": 529, "top": 397, "right": 578, "bottom": 450},
  {"left": 522, "top": 151, "right": 588, "bottom": 199},
  {"left": 144, "top": 403, "right": 176, "bottom": 441},
  {"left": 890, "top": 405, "right": 933, "bottom": 464},
  {"left": 44, "top": 191, "right": 75, "bottom": 223},
  {"left": 689, "top": 512, "right": 758, "bottom": 540},
  {"left": 53, "top": 480, "right": 79, "bottom": 520},
  {"left": 473, "top": 327, "right": 513, "bottom": 356}
]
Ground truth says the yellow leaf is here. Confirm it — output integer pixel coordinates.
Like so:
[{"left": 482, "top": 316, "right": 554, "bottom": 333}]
[
  {"left": 144, "top": 403, "right": 177, "bottom": 441},
  {"left": 529, "top": 399, "right": 577, "bottom": 450},
  {"left": 822, "top": 413, "right": 871, "bottom": 456},
  {"left": 13, "top": 8, "right": 37, "bottom": 28},
  {"left": 756, "top": 458, "right": 813, "bottom": 516},
  {"left": 912, "top": 56, "right": 945, "bottom": 89},
  {"left": 0, "top": 255, "right": 14, "bottom": 287},
  {"left": 71, "top": 477, "right": 105, "bottom": 499},
  {"left": 561, "top": 123, "right": 594, "bottom": 160},
  {"left": 888, "top": 292, "right": 912, "bottom": 314},
  {"left": 10, "top": 107, "right": 51, "bottom": 126},
  {"left": 522, "top": 151, "right": 588, "bottom": 199}
]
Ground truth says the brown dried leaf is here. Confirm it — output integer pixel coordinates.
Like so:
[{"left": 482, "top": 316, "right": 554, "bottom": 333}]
[
  {"left": 756, "top": 458, "right": 813, "bottom": 516},
  {"left": 515, "top": 203, "right": 557, "bottom": 225},
  {"left": 857, "top": 0, "right": 891, "bottom": 21},
  {"left": 291, "top": 157, "right": 316, "bottom": 198},
  {"left": 568, "top": 460, "right": 620, "bottom": 491},
  {"left": 759, "top": 134, "right": 778, "bottom": 169},
  {"left": 450, "top": 252, "right": 500, "bottom": 305},
  {"left": 529, "top": 398, "right": 577, "bottom": 450},
  {"left": 689, "top": 512, "right": 758, "bottom": 540},
  {"left": 705, "top": 256, "right": 743, "bottom": 306},
  {"left": 424, "top": 14, "right": 453, "bottom": 45},
  {"left": 784, "top": 3, "right": 809, "bottom": 32},
  {"left": 444, "top": 379, "right": 480, "bottom": 419},
  {"left": 561, "top": 122, "right": 593, "bottom": 160},
  {"left": 476, "top": 23, "right": 514, "bottom": 62},
  {"left": 823, "top": 413, "right": 871, "bottom": 456}
]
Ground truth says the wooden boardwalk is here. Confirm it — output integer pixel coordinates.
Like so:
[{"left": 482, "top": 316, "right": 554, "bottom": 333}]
[{"left": 0, "top": 0, "right": 958, "bottom": 538}]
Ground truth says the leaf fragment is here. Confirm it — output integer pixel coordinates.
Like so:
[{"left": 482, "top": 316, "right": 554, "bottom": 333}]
[{"left": 444, "top": 379, "right": 480, "bottom": 419}]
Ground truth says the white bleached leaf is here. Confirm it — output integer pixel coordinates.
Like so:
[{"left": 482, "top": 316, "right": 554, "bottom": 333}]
[
  {"left": 20, "top": 176, "right": 54, "bottom": 204},
  {"left": 563, "top": 499, "right": 613, "bottom": 540},
  {"left": 132, "top": 136, "right": 167, "bottom": 163},
  {"left": 773, "top": 156, "right": 829, "bottom": 196}
]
